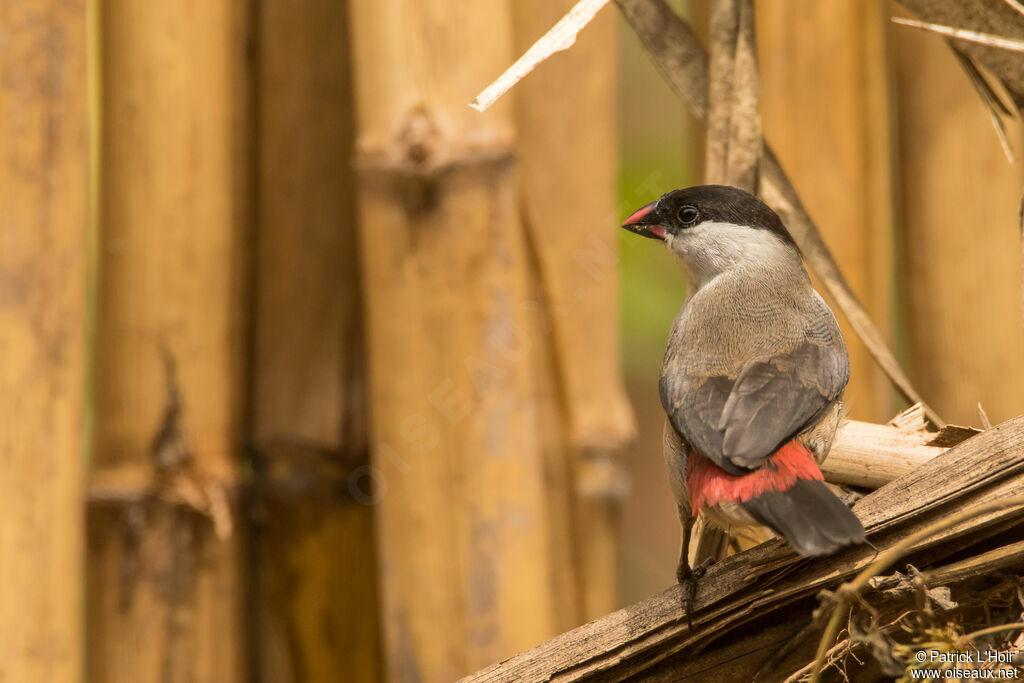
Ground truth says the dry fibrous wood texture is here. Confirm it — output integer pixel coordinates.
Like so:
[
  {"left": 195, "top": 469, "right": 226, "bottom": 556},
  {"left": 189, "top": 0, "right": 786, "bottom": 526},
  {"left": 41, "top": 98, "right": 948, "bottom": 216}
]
[
  {"left": 757, "top": 0, "right": 896, "bottom": 423},
  {"left": 250, "top": 0, "right": 382, "bottom": 680},
  {"left": 88, "top": 2, "right": 251, "bottom": 681},
  {"left": 0, "top": 1, "right": 87, "bottom": 679},
  {"left": 349, "top": 0, "right": 578, "bottom": 678},
  {"left": 513, "top": 0, "right": 634, "bottom": 624},
  {"left": 462, "top": 417, "right": 1024, "bottom": 682},
  {"left": 614, "top": 0, "right": 943, "bottom": 427},
  {"left": 893, "top": 10, "right": 1024, "bottom": 427}
]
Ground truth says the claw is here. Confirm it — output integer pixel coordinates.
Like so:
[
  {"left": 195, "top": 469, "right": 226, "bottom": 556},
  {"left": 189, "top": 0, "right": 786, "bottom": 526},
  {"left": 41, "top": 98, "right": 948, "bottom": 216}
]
[{"left": 676, "top": 557, "right": 715, "bottom": 630}]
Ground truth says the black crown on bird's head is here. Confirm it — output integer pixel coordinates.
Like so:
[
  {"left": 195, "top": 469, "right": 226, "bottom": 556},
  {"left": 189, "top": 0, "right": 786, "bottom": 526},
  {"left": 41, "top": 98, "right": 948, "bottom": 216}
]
[{"left": 621, "top": 185, "right": 796, "bottom": 248}]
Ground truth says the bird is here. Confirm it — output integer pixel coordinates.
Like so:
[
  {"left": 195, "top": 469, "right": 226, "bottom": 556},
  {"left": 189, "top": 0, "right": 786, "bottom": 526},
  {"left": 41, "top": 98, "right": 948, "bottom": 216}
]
[{"left": 621, "top": 184, "right": 865, "bottom": 626}]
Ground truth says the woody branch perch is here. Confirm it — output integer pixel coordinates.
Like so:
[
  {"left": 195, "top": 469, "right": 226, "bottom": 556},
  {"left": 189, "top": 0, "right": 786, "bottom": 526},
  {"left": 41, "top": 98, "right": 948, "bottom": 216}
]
[{"left": 462, "top": 416, "right": 1024, "bottom": 682}]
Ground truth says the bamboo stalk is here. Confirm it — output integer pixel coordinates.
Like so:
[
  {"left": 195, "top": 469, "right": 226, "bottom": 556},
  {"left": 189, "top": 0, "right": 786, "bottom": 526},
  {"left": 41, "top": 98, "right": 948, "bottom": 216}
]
[
  {"left": 0, "top": 1, "right": 88, "bottom": 680},
  {"left": 512, "top": 0, "right": 633, "bottom": 624},
  {"left": 349, "top": 0, "right": 563, "bottom": 677},
  {"left": 757, "top": 0, "right": 896, "bottom": 423},
  {"left": 87, "top": 2, "right": 251, "bottom": 681},
  {"left": 250, "top": 1, "right": 382, "bottom": 680},
  {"left": 893, "top": 8, "right": 1024, "bottom": 426}
]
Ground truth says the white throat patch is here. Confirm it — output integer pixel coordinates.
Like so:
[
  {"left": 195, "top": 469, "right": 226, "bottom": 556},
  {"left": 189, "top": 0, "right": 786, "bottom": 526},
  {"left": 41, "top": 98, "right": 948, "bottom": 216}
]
[{"left": 664, "top": 221, "right": 798, "bottom": 290}]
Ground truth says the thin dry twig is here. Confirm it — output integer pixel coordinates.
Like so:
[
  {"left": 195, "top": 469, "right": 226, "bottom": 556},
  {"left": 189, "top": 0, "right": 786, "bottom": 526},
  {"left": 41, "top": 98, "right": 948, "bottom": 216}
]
[
  {"left": 470, "top": 0, "right": 612, "bottom": 112},
  {"left": 1006, "top": 0, "right": 1024, "bottom": 19},
  {"left": 963, "top": 621, "right": 1024, "bottom": 641},
  {"left": 808, "top": 495, "right": 1024, "bottom": 682},
  {"left": 979, "top": 402, "right": 993, "bottom": 430},
  {"left": 892, "top": 17, "right": 1024, "bottom": 53}
]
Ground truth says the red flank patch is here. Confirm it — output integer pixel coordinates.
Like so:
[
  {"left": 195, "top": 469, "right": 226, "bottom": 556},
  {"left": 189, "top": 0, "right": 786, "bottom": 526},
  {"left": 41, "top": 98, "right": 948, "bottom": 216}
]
[{"left": 686, "top": 440, "right": 824, "bottom": 517}]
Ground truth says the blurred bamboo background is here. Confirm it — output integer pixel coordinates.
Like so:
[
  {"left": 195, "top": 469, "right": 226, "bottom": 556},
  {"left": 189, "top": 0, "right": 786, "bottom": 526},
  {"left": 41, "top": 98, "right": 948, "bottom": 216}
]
[{"left": 0, "top": 0, "right": 1021, "bottom": 681}]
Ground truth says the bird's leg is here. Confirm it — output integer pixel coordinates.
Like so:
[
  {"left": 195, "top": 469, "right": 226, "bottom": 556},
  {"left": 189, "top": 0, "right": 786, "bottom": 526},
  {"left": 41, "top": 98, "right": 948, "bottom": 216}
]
[{"left": 675, "top": 507, "right": 714, "bottom": 629}]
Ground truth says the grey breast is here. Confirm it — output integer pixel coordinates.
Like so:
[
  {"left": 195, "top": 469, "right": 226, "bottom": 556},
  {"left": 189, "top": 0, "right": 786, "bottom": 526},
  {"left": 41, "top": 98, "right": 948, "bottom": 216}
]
[{"left": 660, "top": 273, "right": 849, "bottom": 476}]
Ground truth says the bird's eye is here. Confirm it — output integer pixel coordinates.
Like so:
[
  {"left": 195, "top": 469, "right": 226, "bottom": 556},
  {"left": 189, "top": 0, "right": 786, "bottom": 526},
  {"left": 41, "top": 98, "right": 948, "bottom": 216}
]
[{"left": 678, "top": 205, "right": 699, "bottom": 225}]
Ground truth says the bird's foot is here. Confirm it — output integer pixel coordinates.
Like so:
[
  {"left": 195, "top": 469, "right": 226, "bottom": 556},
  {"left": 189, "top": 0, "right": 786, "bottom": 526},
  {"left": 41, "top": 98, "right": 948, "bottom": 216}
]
[{"left": 676, "top": 557, "right": 715, "bottom": 630}]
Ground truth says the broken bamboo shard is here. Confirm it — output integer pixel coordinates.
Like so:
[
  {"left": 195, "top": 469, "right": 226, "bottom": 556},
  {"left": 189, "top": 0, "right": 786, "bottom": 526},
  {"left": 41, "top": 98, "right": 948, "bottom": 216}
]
[
  {"left": 0, "top": 1, "right": 87, "bottom": 680},
  {"left": 251, "top": 0, "right": 382, "bottom": 680},
  {"left": 471, "top": 0, "right": 613, "bottom": 112},
  {"left": 88, "top": 2, "right": 249, "bottom": 681},
  {"left": 757, "top": 0, "right": 895, "bottom": 423},
  {"left": 350, "top": 0, "right": 560, "bottom": 678},
  {"left": 824, "top": 420, "right": 948, "bottom": 489}
]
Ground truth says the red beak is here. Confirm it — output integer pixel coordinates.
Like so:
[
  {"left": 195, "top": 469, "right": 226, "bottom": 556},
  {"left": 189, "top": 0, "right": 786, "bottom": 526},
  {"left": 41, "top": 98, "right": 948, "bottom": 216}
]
[{"left": 621, "top": 200, "right": 666, "bottom": 240}]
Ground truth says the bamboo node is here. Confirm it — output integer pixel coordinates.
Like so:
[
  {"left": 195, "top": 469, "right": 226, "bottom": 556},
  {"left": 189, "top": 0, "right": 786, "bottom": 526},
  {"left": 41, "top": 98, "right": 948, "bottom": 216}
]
[{"left": 397, "top": 104, "right": 441, "bottom": 167}]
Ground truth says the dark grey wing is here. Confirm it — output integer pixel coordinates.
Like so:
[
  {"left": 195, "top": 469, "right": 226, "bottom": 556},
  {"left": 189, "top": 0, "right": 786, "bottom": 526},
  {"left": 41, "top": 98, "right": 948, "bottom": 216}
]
[
  {"left": 719, "top": 341, "right": 849, "bottom": 469},
  {"left": 660, "top": 341, "right": 848, "bottom": 474},
  {"left": 660, "top": 373, "right": 743, "bottom": 475}
]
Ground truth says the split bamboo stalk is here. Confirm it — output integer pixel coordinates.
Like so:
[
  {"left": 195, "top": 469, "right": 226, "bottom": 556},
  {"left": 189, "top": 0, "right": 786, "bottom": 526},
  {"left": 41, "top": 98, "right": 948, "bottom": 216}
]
[
  {"left": 250, "top": 0, "right": 382, "bottom": 680},
  {"left": 349, "top": 0, "right": 562, "bottom": 678},
  {"left": 893, "top": 10, "right": 1024, "bottom": 426},
  {"left": 512, "top": 0, "right": 634, "bottom": 624},
  {"left": 756, "top": 0, "right": 896, "bottom": 424},
  {"left": 0, "top": 1, "right": 88, "bottom": 680},
  {"left": 87, "top": 2, "right": 251, "bottom": 681}
]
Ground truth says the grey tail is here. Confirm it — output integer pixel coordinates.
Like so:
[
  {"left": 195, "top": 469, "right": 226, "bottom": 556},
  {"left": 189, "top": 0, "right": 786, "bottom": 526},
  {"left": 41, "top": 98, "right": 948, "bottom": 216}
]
[{"left": 740, "top": 479, "right": 866, "bottom": 556}]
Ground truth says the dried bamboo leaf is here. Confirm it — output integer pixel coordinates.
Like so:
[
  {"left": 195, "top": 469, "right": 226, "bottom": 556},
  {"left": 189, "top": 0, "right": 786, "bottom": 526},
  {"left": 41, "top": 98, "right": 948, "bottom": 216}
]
[
  {"left": 614, "top": 0, "right": 945, "bottom": 426},
  {"left": 951, "top": 47, "right": 1016, "bottom": 162},
  {"left": 953, "top": 46, "right": 1014, "bottom": 117},
  {"left": 897, "top": 0, "right": 1024, "bottom": 112},
  {"left": 951, "top": 46, "right": 1015, "bottom": 162}
]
